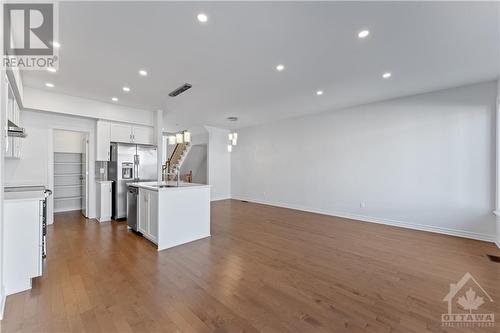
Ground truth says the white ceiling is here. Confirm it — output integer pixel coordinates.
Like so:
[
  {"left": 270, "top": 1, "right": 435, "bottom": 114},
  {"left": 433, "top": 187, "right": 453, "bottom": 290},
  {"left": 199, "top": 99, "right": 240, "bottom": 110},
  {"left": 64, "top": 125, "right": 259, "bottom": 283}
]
[{"left": 21, "top": 1, "right": 500, "bottom": 131}]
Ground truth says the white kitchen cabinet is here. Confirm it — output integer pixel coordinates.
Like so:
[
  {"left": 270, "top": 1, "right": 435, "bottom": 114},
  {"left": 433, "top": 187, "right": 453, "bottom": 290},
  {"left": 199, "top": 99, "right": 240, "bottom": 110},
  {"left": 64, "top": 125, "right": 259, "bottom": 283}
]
[
  {"left": 149, "top": 190, "right": 158, "bottom": 240},
  {"left": 109, "top": 122, "right": 155, "bottom": 145},
  {"left": 7, "top": 88, "right": 14, "bottom": 124},
  {"left": 96, "top": 181, "right": 112, "bottom": 222},
  {"left": 6, "top": 136, "right": 22, "bottom": 159},
  {"left": 4, "top": 195, "right": 44, "bottom": 296},
  {"left": 6, "top": 78, "right": 20, "bottom": 126},
  {"left": 138, "top": 189, "right": 148, "bottom": 234},
  {"left": 96, "top": 120, "right": 111, "bottom": 161},
  {"left": 98, "top": 120, "right": 155, "bottom": 160},
  {"left": 138, "top": 188, "right": 158, "bottom": 243},
  {"left": 111, "top": 122, "right": 134, "bottom": 143},
  {"left": 133, "top": 126, "right": 155, "bottom": 145},
  {"left": 133, "top": 183, "right": 211, "bottom": 251},
  {"left": 5, "top": 75, "right": 22, "bottom": 159}
]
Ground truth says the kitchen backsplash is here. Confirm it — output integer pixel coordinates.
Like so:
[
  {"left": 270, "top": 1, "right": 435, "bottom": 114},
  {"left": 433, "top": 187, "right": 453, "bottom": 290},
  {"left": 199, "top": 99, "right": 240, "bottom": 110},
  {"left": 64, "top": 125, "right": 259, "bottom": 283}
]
[{"left": 95, "top": 161, "right": 108, "bottom": 181}]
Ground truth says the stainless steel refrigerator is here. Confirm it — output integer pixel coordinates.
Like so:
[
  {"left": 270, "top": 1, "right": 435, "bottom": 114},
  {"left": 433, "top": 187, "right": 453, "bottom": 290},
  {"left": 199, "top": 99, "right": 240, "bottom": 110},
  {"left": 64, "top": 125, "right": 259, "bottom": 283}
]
[{"left": 108, "top": 143, "right": 157, "bottom": 219}]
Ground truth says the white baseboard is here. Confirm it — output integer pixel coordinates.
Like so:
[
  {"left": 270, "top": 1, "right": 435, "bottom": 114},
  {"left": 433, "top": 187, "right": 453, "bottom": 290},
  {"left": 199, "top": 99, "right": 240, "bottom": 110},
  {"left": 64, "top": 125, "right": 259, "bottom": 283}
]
[
  {"left": 233, "top": 196, "right": 497, "bottom": 243},
  {"left": 211, "top": 196, "right": 231, "bottom": 202},
  {"left": 0, "top": 286, "right": 5, "bottom": 320},
  {"left": 54, "top": 208, "right": 81, "bottom": 213}
]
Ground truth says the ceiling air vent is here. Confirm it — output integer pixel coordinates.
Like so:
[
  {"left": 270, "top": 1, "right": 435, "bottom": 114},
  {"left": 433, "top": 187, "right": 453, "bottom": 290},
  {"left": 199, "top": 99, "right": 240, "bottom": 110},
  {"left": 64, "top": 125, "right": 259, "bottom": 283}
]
[{"left": 169, "top": 83, "right": 192, "bottom": 97}]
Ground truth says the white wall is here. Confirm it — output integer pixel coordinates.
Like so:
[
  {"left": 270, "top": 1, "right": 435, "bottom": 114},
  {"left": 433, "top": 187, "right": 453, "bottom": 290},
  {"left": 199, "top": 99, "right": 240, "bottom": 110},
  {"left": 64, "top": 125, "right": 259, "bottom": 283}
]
[
  {"left": 191, "top": 132, "right": 209, "bottom": 145},
  {"left": 23, "top": 87, "right": 154, "bottom": 126},
  {"left": 4, "top": 110, "right": 97, "bottom": 224},
  {"left": 232, "top": 81, "right": 498, "bottom": 242},
  {"left": 155, "top": 110, "right": 164, "bottom": 183},
  {"left": 53, "top": 130, "right": 85, "bottom": 153},
  {"left": 0, "top": 85, "right": 4, "bottom": 318},
  {"left": 496, "top": 79, "right": 500, "bottom": 248},
  {"left": 0, "top": 2, "right": 6, "bottom": 314},
  {"left": 205, "top": 126, "right": 231, "bottom": 201}
]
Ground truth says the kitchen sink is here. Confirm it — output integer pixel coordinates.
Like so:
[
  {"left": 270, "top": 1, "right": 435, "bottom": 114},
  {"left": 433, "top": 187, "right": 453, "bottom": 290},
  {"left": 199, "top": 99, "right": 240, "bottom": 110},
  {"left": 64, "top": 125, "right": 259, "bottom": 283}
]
[{"left": 152, "top": 184, "right": 178, "bottom": 188}]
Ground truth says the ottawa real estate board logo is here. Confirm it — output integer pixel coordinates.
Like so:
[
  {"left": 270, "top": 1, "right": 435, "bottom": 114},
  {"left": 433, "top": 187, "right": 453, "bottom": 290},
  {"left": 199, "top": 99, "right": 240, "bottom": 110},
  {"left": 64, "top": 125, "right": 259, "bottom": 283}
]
[
  {"left": 442, "top": 272, "right": 495, "bottom": 328},
  {"left": 3, "top": 1, "right": 58, "bottom": 70}
]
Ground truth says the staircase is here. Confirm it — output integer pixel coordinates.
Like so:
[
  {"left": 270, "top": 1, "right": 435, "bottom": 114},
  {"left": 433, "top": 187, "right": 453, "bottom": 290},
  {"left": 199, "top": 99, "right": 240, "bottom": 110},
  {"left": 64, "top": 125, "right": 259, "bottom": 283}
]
[{"left": 163, "top": 142, "right": 191, "bottom": 180}]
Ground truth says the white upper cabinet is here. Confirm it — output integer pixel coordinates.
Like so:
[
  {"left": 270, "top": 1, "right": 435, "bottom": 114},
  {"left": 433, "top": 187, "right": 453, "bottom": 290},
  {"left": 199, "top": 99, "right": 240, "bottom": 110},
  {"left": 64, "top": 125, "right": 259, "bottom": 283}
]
[
  {"left": 110, "top": 122, "right": 154, "bottom": 145},
  {"left": 111, "top": 123, "right": 134, "bottom": 143},
  {"left": 96, "top": 120, "right": 111, "bottom": 161},
  {"left": 97, "top": 120, "right": 155, "bottom": 160},
  {"left": 133, "top": 126, "right": 155, "bottom": 145},
  {"left": 5, "top": 74, "right": 22, "bottom": 159}
]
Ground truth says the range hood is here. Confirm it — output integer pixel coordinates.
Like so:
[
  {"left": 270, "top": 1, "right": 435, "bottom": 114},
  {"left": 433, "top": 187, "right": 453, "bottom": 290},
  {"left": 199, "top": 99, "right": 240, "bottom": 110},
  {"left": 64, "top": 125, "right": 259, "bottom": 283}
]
[{"left": 7, "top": 120, "right": 27, "bottom": 138}]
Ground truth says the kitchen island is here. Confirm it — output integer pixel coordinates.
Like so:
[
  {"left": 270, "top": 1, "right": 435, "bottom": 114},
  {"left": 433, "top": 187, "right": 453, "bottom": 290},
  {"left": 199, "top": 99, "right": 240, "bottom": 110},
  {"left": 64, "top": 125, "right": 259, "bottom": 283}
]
[{"left": 128, "top": 181, "right": 211, "bottom": 251}]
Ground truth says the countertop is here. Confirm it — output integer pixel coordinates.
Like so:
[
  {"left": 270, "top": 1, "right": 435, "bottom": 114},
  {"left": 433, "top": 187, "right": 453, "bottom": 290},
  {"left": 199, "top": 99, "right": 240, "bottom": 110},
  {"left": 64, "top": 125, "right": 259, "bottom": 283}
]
[
  {"left": 4, "top": 185, "right": 48, "bottom": 202},
  {"left": 5, "top": 190, "right": 47, "bottom": 201},
  {"left": 127, "top": 181, "right": 210, "bottom": 192}
]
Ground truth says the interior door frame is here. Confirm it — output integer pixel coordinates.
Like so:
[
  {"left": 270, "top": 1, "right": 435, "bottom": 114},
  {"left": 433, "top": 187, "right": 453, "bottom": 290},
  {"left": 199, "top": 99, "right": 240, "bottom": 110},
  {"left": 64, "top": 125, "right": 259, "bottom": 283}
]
[
  {"left": 81, "top": 134, "right": 89, "bottom": 217},
  {"left": 48, "top": 127, "right": 93, "bottom": 224}
]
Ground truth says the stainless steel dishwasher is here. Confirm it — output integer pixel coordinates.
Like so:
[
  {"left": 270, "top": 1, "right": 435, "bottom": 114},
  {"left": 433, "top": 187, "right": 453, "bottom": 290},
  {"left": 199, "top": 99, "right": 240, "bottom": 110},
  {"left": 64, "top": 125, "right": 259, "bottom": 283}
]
[{"left": 127, "top": 186, "right": 138, "bottom": 231}]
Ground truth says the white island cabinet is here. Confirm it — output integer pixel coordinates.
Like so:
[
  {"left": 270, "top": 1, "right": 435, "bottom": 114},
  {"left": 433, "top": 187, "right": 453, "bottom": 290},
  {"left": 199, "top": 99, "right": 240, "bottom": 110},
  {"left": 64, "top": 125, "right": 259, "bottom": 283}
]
[
  {"left": 3, "top": 190, "right": 46, "bottom": 295},
  {"left": 138, "top": 188, "right": 158, "bottom": 243},
  {"left": 131, "top": 182, "right": 210, "bottom": 251}
]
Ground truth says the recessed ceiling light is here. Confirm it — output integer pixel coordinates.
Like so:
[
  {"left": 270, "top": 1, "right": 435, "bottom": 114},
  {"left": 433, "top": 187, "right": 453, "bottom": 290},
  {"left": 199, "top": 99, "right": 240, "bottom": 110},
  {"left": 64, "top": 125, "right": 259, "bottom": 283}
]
[
  {"left": 46, "top": 67, "right": 56, "bottom": 73},
  {"left": 197, "top": 13, "right": 208, "bottom": 23},
  {"left": 111, "top": 97, "right": 118, "bottom": 102},
  {"left": 139, "top": 69, "right": 147, "bottom": 76},
  {"left": 382, "top": 72, "right": 392, "bottom": 79},
  {"left": 276, "top": 64, "right": 285, "bottom": 71},
  {"left": 45, "top": 82, "right": 54, "bottom": 88},
  {"left": 51, "top": 41, "right": 61, "bottom": 48},
  {"left": 316, "top": 90, "right": 323, "bottom": 96},
  {"left": 358, "top": 30, "right": 370, "bottom": 39},
  {"left": 122, "top": 86, "right": 130, "bottom": 92},
  {"left": 226, "top": 116, "right": 238, "bottom": 122}
]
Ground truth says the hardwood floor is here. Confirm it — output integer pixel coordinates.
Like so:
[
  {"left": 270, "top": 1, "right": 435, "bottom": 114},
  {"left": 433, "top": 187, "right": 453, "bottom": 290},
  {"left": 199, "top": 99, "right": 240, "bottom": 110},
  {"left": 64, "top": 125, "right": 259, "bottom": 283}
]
[{"left": 1, "top": 200, "right": 499, "bottom": 332}]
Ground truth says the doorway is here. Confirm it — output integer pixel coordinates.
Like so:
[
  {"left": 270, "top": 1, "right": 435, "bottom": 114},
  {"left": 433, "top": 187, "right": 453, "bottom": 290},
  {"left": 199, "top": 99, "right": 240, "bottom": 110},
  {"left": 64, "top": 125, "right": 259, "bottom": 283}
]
[
  {"left": 52, "top": 130, "right": 89, "bottom": 216},
  {"left": 180, "top": 144, "right": 207, "bottom": 184}
]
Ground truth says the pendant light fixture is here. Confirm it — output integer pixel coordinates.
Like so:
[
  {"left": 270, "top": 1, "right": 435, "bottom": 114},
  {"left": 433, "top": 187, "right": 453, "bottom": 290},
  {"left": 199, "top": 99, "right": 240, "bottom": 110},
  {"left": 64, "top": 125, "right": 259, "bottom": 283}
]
[
  {"left": 183, "top": 131, "right": 191, "bottom": 143},
  {"left": 227, "top": 131, "right": 238, "bottom": 152},
  {"left": 175, "top": 133, "right": 183, "bottom": 144},
  {"left": 167, "top": 130, "right": 191, "bottom": 145}
]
